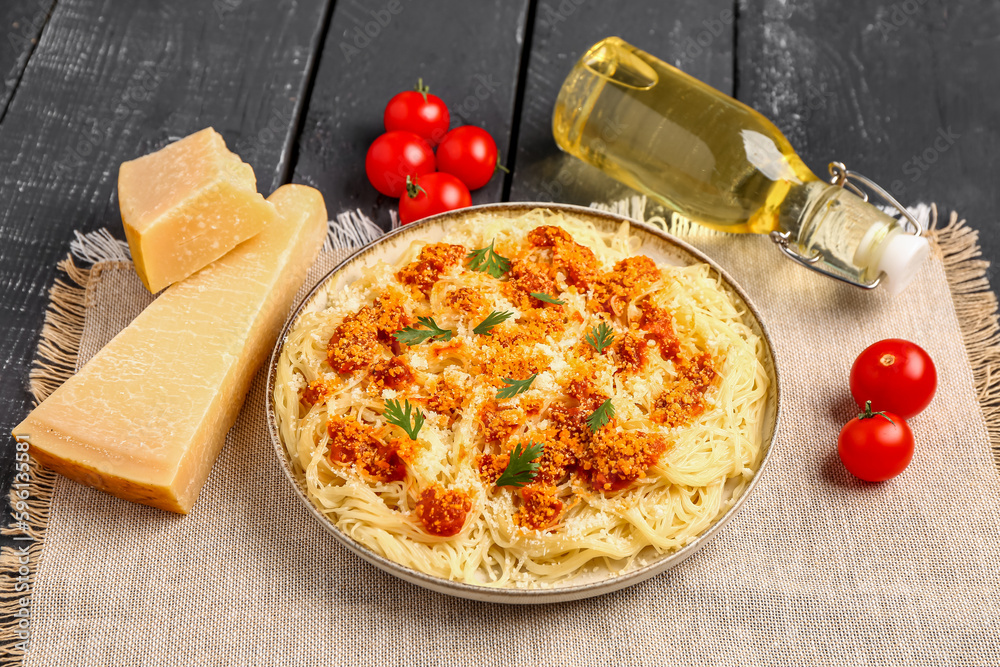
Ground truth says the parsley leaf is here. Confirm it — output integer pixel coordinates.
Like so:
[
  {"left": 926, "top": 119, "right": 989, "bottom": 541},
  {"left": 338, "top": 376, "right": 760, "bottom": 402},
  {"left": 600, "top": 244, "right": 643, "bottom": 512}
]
[
  {"left": 530, "top": 292, "right": 565, "bottom": 305},
  {"left": 496, "top": 373, "right": 538, "bottom": 400},
  {"left": 392, "top": 317, "right": 454, "bottom": 346},
  {"left": 495, "top": 442, "right": 544, "bottom": 488},
  {"left": 473, "top": 310, "right": 513, "bottom": 336},
  {"left": 585, "top": 321, "right": 615, "bottom": 353},
  {"left": 382, "top": 399, "right": 424, "bottom": 440},
  {"left": 466, "top": 239, "right": 511, "bottom": 279},
  {"left": 586, "top": 399, "right": 615, "bottom": 432}
]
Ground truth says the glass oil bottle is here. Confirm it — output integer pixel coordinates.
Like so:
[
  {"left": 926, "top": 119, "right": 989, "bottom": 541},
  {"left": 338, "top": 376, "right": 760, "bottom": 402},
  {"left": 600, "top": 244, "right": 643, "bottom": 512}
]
[{"left": 552, "top": 37, "right": 928, "bottom": 293}]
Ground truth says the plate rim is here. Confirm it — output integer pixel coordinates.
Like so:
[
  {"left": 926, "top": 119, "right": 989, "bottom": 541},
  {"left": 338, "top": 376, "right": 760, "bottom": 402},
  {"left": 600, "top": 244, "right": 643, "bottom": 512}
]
[{"left": 265, "top": 201, "right": 782, "bottom": 604}]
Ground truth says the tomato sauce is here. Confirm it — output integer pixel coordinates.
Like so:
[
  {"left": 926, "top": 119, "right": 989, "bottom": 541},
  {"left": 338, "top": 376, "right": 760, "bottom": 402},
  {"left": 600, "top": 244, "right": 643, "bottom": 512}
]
[
  {"left": 301, "top": 380, "right": 332, "bottom": 406},
  {"left": 396, "top": 242, "right": 467, "bottom": 297},
  {"left": 416, "top": 485, "right": 471, "bottom": 537},
  {"left": 515, "top": 485, "right": 564, "bottom": 530},
  {"left": 367, "top": 357, "right": 414, "bottom": 393},
  {"left": 590, "top": 255, "right": 661, "bottom": 316},
  {"left": 638, "top": 300, "right": 680, "bottom": 361},
  {"left": 526, "top": 225, "right": 599, "bottom": 288},
  {"left": 326, "top": 415, "right": 406, "bottom": 482},
  {"left": 580, "top": 429, "right": 668, "bottom": 492},
  {"left": 652, "top": 354, "right": 716, "bottom": 428}
]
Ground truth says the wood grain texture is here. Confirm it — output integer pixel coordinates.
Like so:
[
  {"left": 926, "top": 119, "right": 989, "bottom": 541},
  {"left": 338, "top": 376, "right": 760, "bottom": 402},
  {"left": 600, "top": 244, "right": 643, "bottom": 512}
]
[
  {"left": 291, "top": 0, "right": 530, "bottom": 230},
  {"left": 2, "top": 0, "right": 999, "bottom": 542},
  {"left": 0, "top": 0, "right": 331, "bottom": 530},
  {"left": 737, "top": 0, "right": 1000, "bottom": 277},
  {"left": 0, "top": 0, "right": 56, "bottom": 118},
  {"left": 507, "top": 0, "right": 735, "bottom": 204}
]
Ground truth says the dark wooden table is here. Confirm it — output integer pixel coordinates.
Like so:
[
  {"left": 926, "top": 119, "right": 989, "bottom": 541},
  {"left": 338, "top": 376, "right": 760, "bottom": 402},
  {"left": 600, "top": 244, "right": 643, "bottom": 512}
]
[{"left": 1, "top": 0, "right": 997, "bottom": 540}]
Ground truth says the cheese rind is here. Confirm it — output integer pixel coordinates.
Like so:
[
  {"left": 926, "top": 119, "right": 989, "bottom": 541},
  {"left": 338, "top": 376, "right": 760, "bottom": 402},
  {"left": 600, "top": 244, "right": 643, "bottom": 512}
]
[
  {"left": 118, "top": 127, "right": 278, "bottom": 294},
  {"left": 13, "top": 184, "right": 328, "bottom": 513}
]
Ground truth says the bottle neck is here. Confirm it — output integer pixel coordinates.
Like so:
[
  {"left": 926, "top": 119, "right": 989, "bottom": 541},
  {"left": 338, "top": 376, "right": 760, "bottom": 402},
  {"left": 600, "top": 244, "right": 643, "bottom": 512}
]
[{"left": 778, "top": 182, "right": 904, "bottom": 285}]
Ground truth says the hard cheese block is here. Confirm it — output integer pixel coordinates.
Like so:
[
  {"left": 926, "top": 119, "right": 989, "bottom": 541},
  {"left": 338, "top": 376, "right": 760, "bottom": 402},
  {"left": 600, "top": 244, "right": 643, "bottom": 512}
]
[
  {"left": 118, "top": 127, "right": 278, "bottom": 294},
  {"left": 13, "top": 184, "right": 328, "bottom": 513}
]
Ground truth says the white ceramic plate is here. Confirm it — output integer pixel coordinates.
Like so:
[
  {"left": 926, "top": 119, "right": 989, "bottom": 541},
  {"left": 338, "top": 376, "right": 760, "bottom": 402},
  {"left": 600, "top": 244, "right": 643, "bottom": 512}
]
[{"left": 265, "top": 203, "right": 781, "bottom": 604}]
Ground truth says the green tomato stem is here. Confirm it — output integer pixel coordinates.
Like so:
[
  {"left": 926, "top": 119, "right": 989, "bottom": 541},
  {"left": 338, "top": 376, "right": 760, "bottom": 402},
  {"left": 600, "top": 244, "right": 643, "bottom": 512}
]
[
  {"left": 405, "top": 175, "right": 425, "bottom": 199},
  {"left": 858, "top": 399, "right": 895, "bottom": 425},
  {"left": 414, "top": 77, "right": 429, "bottom": 102}
]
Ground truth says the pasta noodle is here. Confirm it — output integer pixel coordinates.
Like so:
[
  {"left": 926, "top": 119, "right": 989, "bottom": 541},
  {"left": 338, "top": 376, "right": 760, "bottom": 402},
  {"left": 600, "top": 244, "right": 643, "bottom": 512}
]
[{"left": 273, "top": 208, "right": 769, "bottom": 587}]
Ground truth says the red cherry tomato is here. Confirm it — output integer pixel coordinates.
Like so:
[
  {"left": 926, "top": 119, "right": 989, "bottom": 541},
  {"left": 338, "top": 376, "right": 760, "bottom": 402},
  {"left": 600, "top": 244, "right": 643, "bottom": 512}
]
[
  {"left": 837, "top": 401, "right": 914, "bottom": 481},
  {"left": 436, "top": 126, "right": 503, "bottom": 190},
  {"left": 850, "top": 339, "right": 936, "bottom": 419},
  {"left": 365, "top": 131, "right": 436, "bottom": 198},
  {"left": 398, "top": 172, "right": 471, "bottom": 224},
  {"left": 383, "top": 79, "right": 451, "bottom": 146}
]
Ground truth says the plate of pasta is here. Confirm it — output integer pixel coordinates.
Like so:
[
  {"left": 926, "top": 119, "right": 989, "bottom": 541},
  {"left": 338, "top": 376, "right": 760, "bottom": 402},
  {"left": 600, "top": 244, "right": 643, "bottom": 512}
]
[{"left": 266, "top": 203, "right": 780, "bottom": 603}]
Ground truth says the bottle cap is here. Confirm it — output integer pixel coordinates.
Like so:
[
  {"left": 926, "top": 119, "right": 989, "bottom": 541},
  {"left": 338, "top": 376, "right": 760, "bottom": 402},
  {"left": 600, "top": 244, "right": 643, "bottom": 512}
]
[{"left": 876, "top": 232, "right": 930, "bottom": 296}]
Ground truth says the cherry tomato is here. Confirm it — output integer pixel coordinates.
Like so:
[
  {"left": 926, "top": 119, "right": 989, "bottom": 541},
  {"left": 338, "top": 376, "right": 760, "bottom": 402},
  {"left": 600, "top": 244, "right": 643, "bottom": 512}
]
[
  {"left": 383, "top": 79, "right": 451, "bottom": 146},
  {"left": 436, "top": 126, "right": 503, "bottom": 190},
  {"left": 365, "top": 131, "right": 436, "bottom": 198},
  {"left": 838, "top": 401, "right": 914, "bottom": 481},
  {"left": 398, "top": 172, "right": 471, "bottom": 224},
  {"left": 850, "top": 339, "right": 936, "bottom": 419}
]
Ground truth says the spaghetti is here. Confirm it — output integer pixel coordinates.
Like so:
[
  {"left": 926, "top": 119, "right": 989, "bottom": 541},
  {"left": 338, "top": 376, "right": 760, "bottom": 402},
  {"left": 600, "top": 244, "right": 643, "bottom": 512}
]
[{"left": 273, "top": 209, "right": 769, "bottom": 587}]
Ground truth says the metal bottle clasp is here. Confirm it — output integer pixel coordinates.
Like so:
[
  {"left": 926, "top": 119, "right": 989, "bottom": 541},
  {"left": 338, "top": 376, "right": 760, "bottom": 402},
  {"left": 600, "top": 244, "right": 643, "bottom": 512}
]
[{"left": 769, "top": 161, "right": 923, "bottom": 290}]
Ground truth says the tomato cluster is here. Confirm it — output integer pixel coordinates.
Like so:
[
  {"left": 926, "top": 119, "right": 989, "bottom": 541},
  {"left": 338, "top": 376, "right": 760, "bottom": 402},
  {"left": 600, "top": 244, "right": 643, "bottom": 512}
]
[
  {"left": 838, "top": 339, "right": 937, "bottom": 482},
  {"left": 365, "top": 79, "right": 506, "bottom": 224}
]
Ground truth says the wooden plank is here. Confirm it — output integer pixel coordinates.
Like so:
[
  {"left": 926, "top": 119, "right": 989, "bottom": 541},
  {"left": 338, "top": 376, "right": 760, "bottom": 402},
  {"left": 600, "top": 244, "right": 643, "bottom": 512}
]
[
  {"left": 507, "top": 0, "right": 735, "bottom": 204},
  {"left": 291, "top": 0, "right": 531, "bottom": 230},
  {"left": 736, "top": 0, "right": 1000, "bottom": 275},
  {"left": 0, "top": 0, "right": 332, "bottom": 524},
  {"left": 0, "top": 0, "right": 56, "bottom": 118}
]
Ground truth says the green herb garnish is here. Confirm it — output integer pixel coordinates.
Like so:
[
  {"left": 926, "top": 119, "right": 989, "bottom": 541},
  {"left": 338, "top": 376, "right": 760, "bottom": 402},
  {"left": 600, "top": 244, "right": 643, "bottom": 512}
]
[
  {"left": 383, "top": 399, "right": 424, "bottom": 441},
  {"left": 586, "top": 399, "right": 615, "bottom": 432},
  {"left": 392, "top": 317, "right": 454, "bottom": 346},
  {"left": 496, "top": 373, "right": 538, "bottom": 400},
  {"left": 495, "top": 442, "right": 544, "bottom": 488},
  {"left": 530, "top": 292, "right": 565, "bottom": 305},
  {"left": 473, "top": 310, "right": 513, "bottom": 336},
  {"left": 584, "top": 321, "right": 615, "bottom": 353},
  {"left": 467, "top": 239, "right": 511, "bottom": 279}
]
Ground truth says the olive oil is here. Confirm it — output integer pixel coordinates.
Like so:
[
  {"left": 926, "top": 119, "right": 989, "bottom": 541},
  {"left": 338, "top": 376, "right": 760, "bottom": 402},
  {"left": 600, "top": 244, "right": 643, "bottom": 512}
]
[{"left": 553, "top": 37, "right": 928, "bottom": 292}]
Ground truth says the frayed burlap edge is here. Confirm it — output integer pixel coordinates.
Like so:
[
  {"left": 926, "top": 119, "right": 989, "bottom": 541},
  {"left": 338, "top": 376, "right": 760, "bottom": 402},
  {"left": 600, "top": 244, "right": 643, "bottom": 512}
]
[
  {"left": 0, "top": 251, "right": 89, "bottom": 665},
  {"left": 927, "top": 206, "right": 1000, "bottom": 470},
  {"left": 0, "top": 202, "right": 997, "bottom": 664}
]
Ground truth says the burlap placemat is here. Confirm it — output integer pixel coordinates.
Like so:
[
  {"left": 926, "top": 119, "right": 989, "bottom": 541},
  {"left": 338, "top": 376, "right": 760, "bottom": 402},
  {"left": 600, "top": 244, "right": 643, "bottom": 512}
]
[{"left": 2, "top": 202, "right": 999, "bottom": 666}]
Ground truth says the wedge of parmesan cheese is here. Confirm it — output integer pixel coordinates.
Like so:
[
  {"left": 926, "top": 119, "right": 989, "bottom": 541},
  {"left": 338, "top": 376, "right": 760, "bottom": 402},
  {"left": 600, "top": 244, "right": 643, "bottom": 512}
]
[
  {"left": 118, "top": 127, "right": 277, "bottom": 293},
  {"left": 12, "top": 184, "right": 328, "bottom": 513}
]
